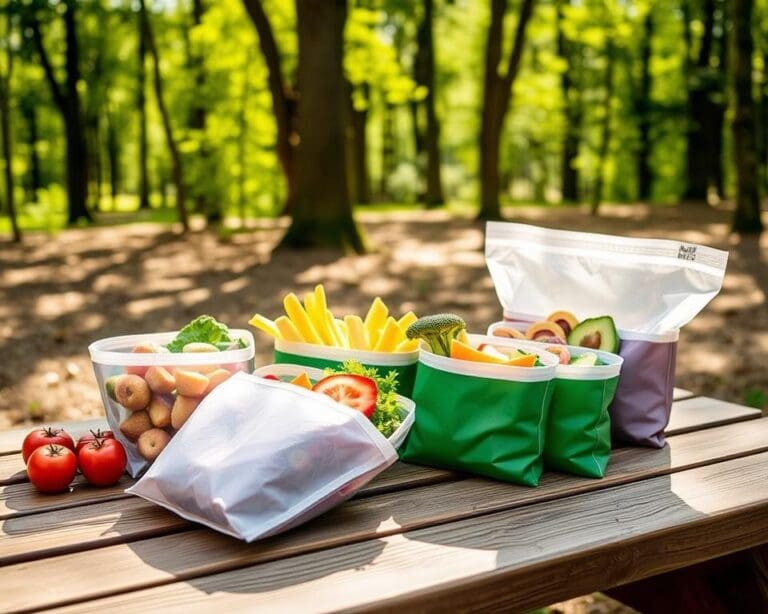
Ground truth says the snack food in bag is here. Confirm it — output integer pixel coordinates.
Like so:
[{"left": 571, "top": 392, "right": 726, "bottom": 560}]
[{"left": 485, "top": 222, "right": 728, "bottom": 447}]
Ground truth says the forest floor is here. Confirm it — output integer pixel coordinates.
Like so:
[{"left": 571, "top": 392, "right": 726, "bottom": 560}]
[
  {"left": 3, "top": 202, "right": 756, "bottom": 613},
  {"left": 1, "top": 202, "right": 765, "bottom": 426}
]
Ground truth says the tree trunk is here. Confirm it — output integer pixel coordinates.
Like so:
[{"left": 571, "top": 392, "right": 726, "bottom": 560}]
[
  {"left": 591, "top": 42, "right": 615, "bottom": 216},
  {"left": 731, "top": 0, "right": 763, "bottom": 233},
  {"left": 0, "top": 12, "right": 20, "bottom": 242},
  {"left": 348, "top": 83, "right": 370, "bottom": 205},
  {"left": 21, "top": 101, "right": 41, "bottom": 203},
  {"left": 143, "top": 3, "right": 189, "bottom": 232},
  {"left": 138, "top": 0, "right": 150, "bottom": 210},
  {"left": 683, "top": 0, "right": 723, "bottom": 202},
  {"left": 242, "top": 0, "right": 297, "bottom": 214},
  {"left": 636, "top": 11, "right": 653, "bottom": 202},
  {"left": 557, "top": 0, "right": 580, "bottom": 202},
  {"left": 415, "top": 0, "right": 444, "bottom": 207},
  {"left": 106, "top": 111, "right": 120, "bottom": 208},
  {"left": 32, "top": 0, "right": 91, "bottom": 225},
  {"left": 380, "top": 101, "right": 395, "bottom": 200},
  {"left": 279, "top": 0, "right": 363, "bottom": 252},
  {"left": 478, "top": 0, "right": 535, "bottom": 220}
]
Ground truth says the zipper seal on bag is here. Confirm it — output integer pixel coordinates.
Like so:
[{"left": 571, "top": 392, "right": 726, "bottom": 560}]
[
  {"left": 274, "top": 339, "right": 418, "bottom": 366},
  {"left": 485, "top": 222, "right": 729, "bottom": 273}
]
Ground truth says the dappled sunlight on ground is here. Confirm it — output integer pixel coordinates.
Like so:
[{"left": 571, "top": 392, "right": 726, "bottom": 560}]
[{"left": 0, "top": 204, "right": 765, "bottom": 427}]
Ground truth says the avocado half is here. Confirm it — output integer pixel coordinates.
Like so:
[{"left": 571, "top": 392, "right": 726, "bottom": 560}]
[{"left": 567, "top": 316, "right": 620, "bottom": 353}]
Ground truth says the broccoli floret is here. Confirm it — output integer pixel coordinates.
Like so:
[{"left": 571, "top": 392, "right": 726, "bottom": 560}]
[{"left": 406, "top": 313, "right": 466, "bottom": 356}]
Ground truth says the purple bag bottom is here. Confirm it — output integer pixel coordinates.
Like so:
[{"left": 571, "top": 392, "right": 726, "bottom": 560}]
[{"left": 609, "top": 338, "right": 678, "bottom": 448}]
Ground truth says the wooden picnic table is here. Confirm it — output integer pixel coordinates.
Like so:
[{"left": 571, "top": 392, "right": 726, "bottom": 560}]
[{"left": 1, "top": 387, "right": 767, "bottom": 613}]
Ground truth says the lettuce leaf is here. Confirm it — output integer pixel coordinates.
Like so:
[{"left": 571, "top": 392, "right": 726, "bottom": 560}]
[{"left": 166, "top": 315, "right": 245, "bottom": 353}]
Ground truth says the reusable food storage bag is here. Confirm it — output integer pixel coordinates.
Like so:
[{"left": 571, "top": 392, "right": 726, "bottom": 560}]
[
  {"left": 127, "top": 370, "right": 414, "bottom": 542},
  {"left": 488, "top": 325, "right": 622, "bottom": 478},
  {"left": 485, "top": 222, "right": 728, "bottom": 447},
  {"left": 274, "top": 338, "right": 419, "bottom": 397},
  {"left": 400, "top": 336, "right": 559, "bottom": 486},
  {"left": 89, "top": 330, "right": 255, "bottom": 477}
]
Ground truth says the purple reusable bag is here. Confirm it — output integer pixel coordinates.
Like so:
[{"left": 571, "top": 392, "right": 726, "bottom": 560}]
[
  {"left": 485, "top": 222, "right": 728, "bottom": 448},
  {"left": 609, "top": 330, "right": 679, "bottom": 447}
]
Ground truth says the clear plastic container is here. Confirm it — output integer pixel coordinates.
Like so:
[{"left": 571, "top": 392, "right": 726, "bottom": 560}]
[{"left": 89, "top": 330, "right": 255, "bottom": 476}]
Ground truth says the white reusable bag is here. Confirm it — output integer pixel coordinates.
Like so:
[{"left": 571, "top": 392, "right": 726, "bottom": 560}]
[
  {"left": 126, "top": 370, "right": 414, "bottom": 542},
  {"left": 485, "top": 222, "right": 728, "bottom": 447}
]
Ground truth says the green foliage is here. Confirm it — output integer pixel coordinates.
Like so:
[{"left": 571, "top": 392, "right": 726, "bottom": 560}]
[{"left": 1, "top": 0, "right": 764, "bottom": 237}]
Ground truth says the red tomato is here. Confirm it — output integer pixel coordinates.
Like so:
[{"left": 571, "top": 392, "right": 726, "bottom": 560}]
[
  {"left": 78, "top": 438, "right": 127, "bottom": 487},
  {"left": 76, "top": 429, "right": 115, "bottom": 453},
  {"left": 312, "top": 374, "right": 378, "bottom": 418},
  {"left": 262, "top": 374, "right": 280, "bottom": 381},
  {"left": 22, "top": 427, "right": 75, "bottom": 464},
  {"left": 27, "top": 444, "right": 77, "bottom": 493}
]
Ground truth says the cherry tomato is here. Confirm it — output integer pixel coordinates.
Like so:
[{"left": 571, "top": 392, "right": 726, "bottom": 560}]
[
  {"left": 78, "top": 438, "right": 127, "bottom": 487},
  {"left": 27, "top": 444, "right": 77, "bottom": 493},
  {"left": 76, "top": 429, "right": 115, "bottom": 453},
  {"left": 22, "top": 427, "right": 75, "bottom": 464}
]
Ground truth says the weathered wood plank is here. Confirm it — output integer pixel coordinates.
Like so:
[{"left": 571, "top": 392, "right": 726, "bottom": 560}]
[
  {"left": 4, "top": 418, "right": 768, "bottom": 612},
  {"left": 0, "top": 476, "right": 132, "bottom": 520},
  {"left": 666, "top": 396, "right": 762, "bottom": 436},
  {"left": 0, "top": 454, "right": 26, "bottom": 486},
  {"left": 47, "top": 451, "right": 768, "bottom": 614},
  {"left": 0, "top": 419, "right": 108, "bottom": 456}
]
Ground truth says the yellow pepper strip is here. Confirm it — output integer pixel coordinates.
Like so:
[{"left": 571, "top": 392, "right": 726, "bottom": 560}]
[
  {"left": 364, "top": 297, "right": 388, "bottom": 349},
  {"left": 274, "top": 316, "right": 303, "bottom": 343},
  {"left": 313, "top": 285, "right": 338, "bottom": 345},
  {"left": 374, "top": 317, "right": 401, "bottom": 352},
  {"left": 344, "top": 315, "right": 368, "bottom": 350},
  {"left": 283, "top": 293, "right": 323, "bottom": 344},
  {"left": 304, "top": 293, "right": 333, "bottom": 345},
  {"left": 333, "top": 317, "right": 349, "bottom": 349},
  {"left": 248, "top": 314, "right": 282, "bottom": 340},
  {"left": 395, "top": 338, "right": 421, "bottom": 352},
  {"left": 397, "top": 311, "right": 418, "bottom": 332},
  {"left": 456, "top": 329, "right": 469, "bottom": 345}
]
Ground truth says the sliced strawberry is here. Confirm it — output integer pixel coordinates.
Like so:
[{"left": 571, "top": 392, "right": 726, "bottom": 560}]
[{"left": 312, "top": 374, "right": 378, "bottom": 419}]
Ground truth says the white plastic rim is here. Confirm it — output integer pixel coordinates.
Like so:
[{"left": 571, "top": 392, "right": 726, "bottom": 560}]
[
  {"left": 274, "top": 339, "right": 419, "bottom": 366},
  {"left": 487, "top": 333, "right": 624, "bottom": 381},
  {"left": 89, "top": 329, "right": 255, "bottom": 366},
  {"left": 419, "top": 334, "right": 558, "bottom": 383},
  {"left": 491, "top": 318, "right": 679, "bottom": 343},
  {"left": 252, "top": 363, "right": 415, "bottom": 449}
]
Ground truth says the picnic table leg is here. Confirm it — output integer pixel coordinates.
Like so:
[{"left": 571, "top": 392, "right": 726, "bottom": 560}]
[{"left": 604, "top": 546, "right": 768, "bottom": 613}]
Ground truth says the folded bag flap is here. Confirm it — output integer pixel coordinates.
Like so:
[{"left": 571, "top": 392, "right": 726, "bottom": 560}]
[
  {"left": 485, "top": 221, "right": 728, "bottom": 333},
  {"left": 127, "top": 371, "right": 398, "bottom": 542},
  {"left": 483, "top": 326, "right": 623, "bottom": 380},
  {"left": 252, "top": 363, "right": 416, "bottom": 450}
]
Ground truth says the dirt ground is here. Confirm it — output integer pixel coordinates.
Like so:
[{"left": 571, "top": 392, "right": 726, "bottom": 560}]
[{"left": 1, "top": 203, "right": 765, "bottom": 426}]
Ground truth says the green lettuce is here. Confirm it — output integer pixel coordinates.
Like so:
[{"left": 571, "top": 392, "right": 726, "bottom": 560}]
[{"left": 166, "top": 315, "right": 246, "bottom": 353}]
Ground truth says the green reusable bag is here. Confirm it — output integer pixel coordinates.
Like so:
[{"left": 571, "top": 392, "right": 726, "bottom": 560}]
[
  {"left": 486, "top": 327, "right": 624, "bottom": 479},
  {"left": 544, "top": 346, "right": 623, "bottom": 478},
  {"left": 400, "top": 341, "right": 558, "bottom": 486},
  {"left": 273, "top": 339, "right": 419, "bottom": 397}
]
